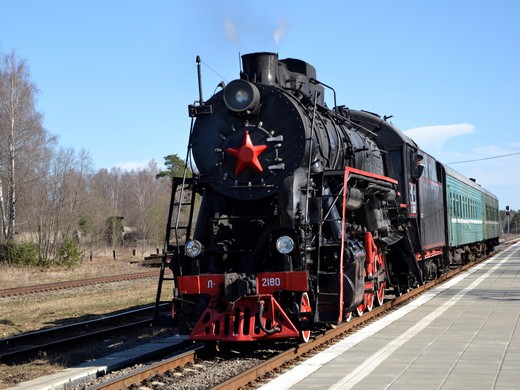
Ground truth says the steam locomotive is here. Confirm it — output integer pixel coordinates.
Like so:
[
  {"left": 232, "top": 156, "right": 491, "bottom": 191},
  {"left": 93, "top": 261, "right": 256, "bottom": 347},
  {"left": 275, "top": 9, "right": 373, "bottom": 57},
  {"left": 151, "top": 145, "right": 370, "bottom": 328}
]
[{"left": 154, "top": 52, "right": 500, "bottom": 342}]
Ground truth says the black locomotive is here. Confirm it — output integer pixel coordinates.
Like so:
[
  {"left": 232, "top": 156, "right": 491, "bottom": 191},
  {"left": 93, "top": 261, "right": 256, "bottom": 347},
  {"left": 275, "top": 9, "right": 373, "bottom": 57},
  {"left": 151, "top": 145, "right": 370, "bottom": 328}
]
[{"left": 154, "top": 52, "right": 500, "bottom": 342}]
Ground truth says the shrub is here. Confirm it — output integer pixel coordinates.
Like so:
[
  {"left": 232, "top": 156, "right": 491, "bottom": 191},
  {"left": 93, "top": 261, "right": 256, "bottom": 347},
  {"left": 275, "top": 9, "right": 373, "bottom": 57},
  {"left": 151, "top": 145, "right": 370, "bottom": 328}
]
[
  {"left": 57, "top": 236, "right": 83, "bottom": 267},
  {"left": 4, "top": 241, "right": 40, "bottom": 266}
]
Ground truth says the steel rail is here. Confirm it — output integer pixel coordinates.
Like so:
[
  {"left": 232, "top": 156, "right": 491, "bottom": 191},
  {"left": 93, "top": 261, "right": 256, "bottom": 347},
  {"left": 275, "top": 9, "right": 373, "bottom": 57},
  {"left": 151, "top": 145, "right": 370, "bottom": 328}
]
[
  {"left": 0, "top": 271, "right": 158, "bottom": 298},
  {"left": 0, "top": 304, "right": 167, "bottom": 363},
  {"left": 88, "top": 345, "right": 206, "bottom": 390}
]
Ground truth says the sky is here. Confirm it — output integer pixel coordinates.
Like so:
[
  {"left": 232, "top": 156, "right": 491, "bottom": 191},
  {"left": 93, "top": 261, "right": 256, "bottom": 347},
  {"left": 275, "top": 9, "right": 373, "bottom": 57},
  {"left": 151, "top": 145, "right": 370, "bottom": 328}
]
[{"left": 1, "top": 1, "right": 519, "bottom": 210}]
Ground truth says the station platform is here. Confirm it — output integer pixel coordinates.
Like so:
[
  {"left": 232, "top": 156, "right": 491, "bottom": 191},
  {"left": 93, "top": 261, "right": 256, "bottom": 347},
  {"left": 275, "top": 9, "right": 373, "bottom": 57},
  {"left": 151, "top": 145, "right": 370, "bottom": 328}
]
[
  {"left": 260, "top": 241, "right": 520, "bottom": 390},
  {"left": 8, "top": 335, "right": 188, "bottom": 390}
]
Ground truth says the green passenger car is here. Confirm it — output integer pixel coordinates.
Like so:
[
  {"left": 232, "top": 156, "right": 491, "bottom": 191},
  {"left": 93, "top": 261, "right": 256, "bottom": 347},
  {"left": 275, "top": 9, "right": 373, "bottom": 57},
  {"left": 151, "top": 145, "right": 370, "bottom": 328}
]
[
  {"left": 482, "top": 191, "right": 500, "bottom": 243},
  {"left": 443, "top": 164, "right": 500, "bottom": 252}
]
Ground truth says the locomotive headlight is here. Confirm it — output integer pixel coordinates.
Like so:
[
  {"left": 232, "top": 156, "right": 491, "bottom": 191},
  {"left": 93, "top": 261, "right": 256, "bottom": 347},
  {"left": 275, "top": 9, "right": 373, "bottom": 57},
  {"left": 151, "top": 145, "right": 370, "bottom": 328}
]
[
  {"left": 223, "top": 79, "right": 260, "bottom": 112},
  {"left": 276, "top": 236, "right": 294, "bottom": 255},
  {"left": 185, "top": 240, "right": 203, "bottom": 258}
]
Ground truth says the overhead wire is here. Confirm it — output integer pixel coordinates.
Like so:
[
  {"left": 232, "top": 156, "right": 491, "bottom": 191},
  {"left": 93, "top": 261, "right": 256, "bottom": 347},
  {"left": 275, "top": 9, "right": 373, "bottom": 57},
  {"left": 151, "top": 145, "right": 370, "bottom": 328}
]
[
  {"left": 447, "top": 151, "right": 520, "bottom": 165},
  {"left": 200, "top": 59, "right": 228, "bottom": 83}
]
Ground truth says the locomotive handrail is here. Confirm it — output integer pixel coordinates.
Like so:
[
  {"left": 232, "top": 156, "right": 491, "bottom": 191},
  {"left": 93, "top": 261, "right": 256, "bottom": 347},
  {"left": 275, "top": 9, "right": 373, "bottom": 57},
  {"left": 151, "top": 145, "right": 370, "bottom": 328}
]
[
  {"left": 309, "top": 78, "right": 338, "bottom": 119},
  {"left": 302, "top": 89, "right": 321, "bottom": 262}
]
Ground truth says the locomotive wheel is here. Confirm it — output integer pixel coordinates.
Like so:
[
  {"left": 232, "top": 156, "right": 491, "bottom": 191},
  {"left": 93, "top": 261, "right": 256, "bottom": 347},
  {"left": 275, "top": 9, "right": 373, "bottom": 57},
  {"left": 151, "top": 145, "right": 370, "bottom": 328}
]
[
  {"left": 365, "top": 290, "right": 374, "bottom": 312},
  {"left": 374, "top": 249, "right": 387, "bottom": 307},
  {"left": 355, "top": 290, "right": 374, "bottom": 317},
  {"left": 298, "top": 292, "right": 312, "bottom": 343},
  {"left": 375, "top": 281, "right": 385, "bottom": 307},
  {"left": 355, "top": 267, "right": 375, "bottom": 316}
]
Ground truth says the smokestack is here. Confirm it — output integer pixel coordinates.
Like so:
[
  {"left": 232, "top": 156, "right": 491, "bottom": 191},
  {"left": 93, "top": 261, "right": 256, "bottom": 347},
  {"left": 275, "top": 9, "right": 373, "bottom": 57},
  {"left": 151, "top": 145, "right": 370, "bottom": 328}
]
[{"left": 241, "top": 52, "right": 279, "bottom": 86}]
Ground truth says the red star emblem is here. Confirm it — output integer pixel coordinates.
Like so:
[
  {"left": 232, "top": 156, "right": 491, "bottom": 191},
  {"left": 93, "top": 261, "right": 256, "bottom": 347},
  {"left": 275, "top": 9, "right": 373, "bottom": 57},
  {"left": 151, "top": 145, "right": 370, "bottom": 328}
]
[{"left": 226, "top": 131, "right": 268, "bottom": 175}]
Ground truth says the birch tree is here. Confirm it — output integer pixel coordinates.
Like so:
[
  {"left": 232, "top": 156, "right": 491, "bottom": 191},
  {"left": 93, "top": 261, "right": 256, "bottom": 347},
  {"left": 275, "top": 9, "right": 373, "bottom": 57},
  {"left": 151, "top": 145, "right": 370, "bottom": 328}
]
[{"left": 0, "top": 50, "right": 49, "bottom": 242}]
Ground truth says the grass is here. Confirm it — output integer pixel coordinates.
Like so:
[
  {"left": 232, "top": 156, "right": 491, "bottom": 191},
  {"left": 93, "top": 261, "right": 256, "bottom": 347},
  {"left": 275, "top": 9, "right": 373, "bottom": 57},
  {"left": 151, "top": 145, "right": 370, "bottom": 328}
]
[
  {"left": 0, "top": 278, "right": 162, "bottom": 337},
  {"left": 0, "top": 247, "right": 155, "bottom": 289}
]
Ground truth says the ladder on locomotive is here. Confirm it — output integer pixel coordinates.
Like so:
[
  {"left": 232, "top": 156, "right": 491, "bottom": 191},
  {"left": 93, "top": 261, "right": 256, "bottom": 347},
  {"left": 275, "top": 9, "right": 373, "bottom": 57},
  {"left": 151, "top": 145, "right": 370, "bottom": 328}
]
[
  {"left": 312, "top": 170, "right": 347, "bottom": 324},
  {"left": 153, "top": 176, "right": 196, "bottom": 323}
]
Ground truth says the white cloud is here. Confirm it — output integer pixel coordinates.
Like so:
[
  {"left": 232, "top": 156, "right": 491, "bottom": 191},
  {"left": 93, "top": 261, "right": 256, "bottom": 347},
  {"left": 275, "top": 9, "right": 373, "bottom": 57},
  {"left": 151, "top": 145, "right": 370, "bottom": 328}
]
[{"left": 403, "top": 123, "right": 475, "bottom": 154}]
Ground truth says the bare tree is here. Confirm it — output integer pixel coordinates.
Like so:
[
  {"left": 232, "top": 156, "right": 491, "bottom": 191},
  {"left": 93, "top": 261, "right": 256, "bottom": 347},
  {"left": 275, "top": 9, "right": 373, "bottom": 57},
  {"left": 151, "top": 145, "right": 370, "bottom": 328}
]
[
  {"left": 23, "top": 146, "right": 93, "bottom": 261},
  {"left": 91, "top": 167, "right": 125, "bottom": 214},
  {"left": 0, "top": 50, "right": 51, "bottom": 242},
  {"left": 85, "top": 161, "right": 171, "bottom": 251},
  {"left": 125, "top": 161, "right": 166, "bottom": 246}
]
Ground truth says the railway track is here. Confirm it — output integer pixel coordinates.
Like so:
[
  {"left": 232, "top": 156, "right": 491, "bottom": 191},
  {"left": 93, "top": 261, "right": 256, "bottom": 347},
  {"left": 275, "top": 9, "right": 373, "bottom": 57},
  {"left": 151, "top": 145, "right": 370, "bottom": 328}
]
[
  {"left": 83, "top": 243, "right": 516, "bottom": 390},
  {"left": 87, "top": 345, "right": 207, "bottom": 390},
  {"left": 0, "top": 270, "right": 158, "bottom": 298},
  {"left": 0, "top": 304, "right": 164, "bottom": 363}
]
